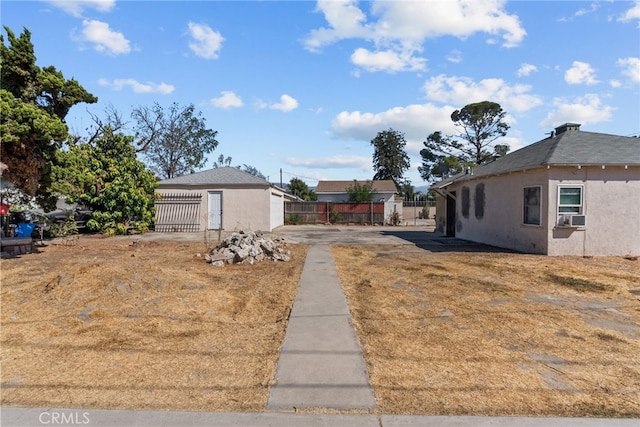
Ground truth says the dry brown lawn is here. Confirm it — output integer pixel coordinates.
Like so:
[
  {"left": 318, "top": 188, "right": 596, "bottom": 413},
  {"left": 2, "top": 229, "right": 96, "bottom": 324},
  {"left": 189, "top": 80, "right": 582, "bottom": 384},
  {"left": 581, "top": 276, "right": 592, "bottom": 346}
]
[
  {"left": 1, "top": 236, "right": 307, "bottom": 412},
  {"left": 333, "top": 245, "right": 640, "bottom": 417},
  {"left": 3, "top": 235, "right": 640, "bottom": 417}
]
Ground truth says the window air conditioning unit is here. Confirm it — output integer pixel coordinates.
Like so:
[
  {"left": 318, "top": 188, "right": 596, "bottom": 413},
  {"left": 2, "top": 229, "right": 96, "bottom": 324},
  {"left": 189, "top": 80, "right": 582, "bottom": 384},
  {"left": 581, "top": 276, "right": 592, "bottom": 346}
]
[{"left": 569, "top": 215, "right": 586, "bottom": 227}]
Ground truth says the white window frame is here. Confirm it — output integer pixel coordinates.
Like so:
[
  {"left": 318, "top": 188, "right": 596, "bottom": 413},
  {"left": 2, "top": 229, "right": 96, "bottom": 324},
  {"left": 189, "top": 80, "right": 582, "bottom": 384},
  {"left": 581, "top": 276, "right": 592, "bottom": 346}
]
[
  {"left": 557, "top": 185, "right": 584, "bottom": 215},
  {"left": 523, "top": 186, "right": 542, "bottom": 226}
]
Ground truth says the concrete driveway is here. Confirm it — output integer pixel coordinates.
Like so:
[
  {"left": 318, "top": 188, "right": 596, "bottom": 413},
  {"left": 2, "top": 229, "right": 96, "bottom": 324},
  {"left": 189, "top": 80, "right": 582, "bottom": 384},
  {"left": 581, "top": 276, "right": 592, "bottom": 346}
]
[
  {"left": 269, "top": 224, "right": 509, "bottom": 253},
  {"left": 118, "top": 223, "right": 509, "bottom": 253}
]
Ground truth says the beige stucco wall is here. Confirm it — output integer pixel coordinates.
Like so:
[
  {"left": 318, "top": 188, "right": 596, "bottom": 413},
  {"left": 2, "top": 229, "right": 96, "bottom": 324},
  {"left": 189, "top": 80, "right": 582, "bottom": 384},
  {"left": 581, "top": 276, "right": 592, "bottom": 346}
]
[
  {"left": 156, "top": 184, "right": 279, "bottom": 232},
  {"left": 434, "top": 165, "right": 640, "bottom": 256},
  {"left": 547, "top": 166, "right": 640, "bottom": 256},
  {"left": 446, "top": 169, "right": 550, "bottom": 254},
  {"left": 221, "top": 186, "right": 273, "bottom": 231},
  {"left": 401, "top": 205, "right": 435, "bottom": 222}
]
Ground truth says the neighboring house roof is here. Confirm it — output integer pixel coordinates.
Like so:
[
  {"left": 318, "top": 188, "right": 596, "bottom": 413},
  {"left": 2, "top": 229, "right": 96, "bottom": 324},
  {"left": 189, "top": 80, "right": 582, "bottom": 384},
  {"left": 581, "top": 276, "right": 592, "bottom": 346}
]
[
  {"left": 432, "top": 124, "right": 640, "bottom": 189},
  {"left": 315, "top": 180, "right": 397, "bottom": 193},
  {"left": 157, "top": 167, "right": 270, "bottom": 186}
]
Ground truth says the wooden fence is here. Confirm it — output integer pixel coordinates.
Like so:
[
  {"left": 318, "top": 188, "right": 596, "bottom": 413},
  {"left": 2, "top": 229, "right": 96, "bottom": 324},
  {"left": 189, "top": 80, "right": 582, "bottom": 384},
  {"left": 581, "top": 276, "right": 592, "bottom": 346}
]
[
  {"left": 284, "top": 202, "right": 385, "bottom": 225},
  {"left": 154, "top": 193, "right": 202, "bottom": 232}
]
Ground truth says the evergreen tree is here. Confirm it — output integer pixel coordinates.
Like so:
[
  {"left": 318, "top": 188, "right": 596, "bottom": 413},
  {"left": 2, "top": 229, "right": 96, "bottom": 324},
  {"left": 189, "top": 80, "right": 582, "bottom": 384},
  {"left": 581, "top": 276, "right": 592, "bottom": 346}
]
[
  {"left": 371, "top": 128, "right": 410, "bottom": 192},
  {"left": 0, "top": 26, "right": 97, "bottom": 209},
  {"left": 420, "top": 101, "right": 509, "bottom": 182}
]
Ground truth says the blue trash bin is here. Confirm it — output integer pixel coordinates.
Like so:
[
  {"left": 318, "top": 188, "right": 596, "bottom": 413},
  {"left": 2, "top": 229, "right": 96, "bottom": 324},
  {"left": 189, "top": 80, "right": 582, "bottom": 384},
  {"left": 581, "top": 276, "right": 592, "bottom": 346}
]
[{"left": 15, "top": 223, "right": 35, "bottom": 237}]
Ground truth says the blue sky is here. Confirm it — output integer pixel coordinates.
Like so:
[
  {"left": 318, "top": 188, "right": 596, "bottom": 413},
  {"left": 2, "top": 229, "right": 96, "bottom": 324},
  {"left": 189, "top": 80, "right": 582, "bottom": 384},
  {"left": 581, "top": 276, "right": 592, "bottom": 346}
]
[{"left": 2, "top": 0, "right": 639, "bottom": 187}]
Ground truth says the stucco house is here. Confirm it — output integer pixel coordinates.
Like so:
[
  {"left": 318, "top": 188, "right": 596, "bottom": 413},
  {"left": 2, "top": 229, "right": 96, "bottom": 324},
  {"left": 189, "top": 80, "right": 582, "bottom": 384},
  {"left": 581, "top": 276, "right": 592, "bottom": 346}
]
[
  {"left": 315, "top": 180, "right": 401, "bottom": 220},
  {"left": 155, "top": 167, "right": 291, "bottom": 232},
  {"left": 315, "top": 179, "right": 397, "bottom": 202},
  {"left": 430, "top": 123, "right": 640, "bottom": 256}
]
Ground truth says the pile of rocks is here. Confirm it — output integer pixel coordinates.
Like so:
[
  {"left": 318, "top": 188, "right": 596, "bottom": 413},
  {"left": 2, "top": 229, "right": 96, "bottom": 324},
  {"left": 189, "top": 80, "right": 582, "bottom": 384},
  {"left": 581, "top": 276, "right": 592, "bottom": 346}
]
[{"left": 204, "top": 230, "right": 291, "bottom": 267}]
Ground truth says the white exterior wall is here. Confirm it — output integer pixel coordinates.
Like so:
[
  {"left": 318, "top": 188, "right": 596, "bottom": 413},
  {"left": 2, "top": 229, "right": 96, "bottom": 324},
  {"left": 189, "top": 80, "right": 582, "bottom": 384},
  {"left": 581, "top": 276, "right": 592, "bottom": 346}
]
[
  {"left": 269, "top": 191, "right": 285, "bottom": 231},
  {"left": 435, "top": 165, "right": 640, "bottom": 256},
  {"left": 547, "top": 166, "right": 640, "bottom": 256},
  {"left": 222, "top": 186, "right": 272, "bottom": 231},
  {"left": 316, "top": 193, "right": 348, "bottom": 202},
  {"left": 385, "top": 199, "right": 403, "bottom": 223},
  {"left": 449, "top": 169, "right": 549, "bottom": 254},
  {"left": 156, "top": 185, "right": 279, "bottom": 232}
]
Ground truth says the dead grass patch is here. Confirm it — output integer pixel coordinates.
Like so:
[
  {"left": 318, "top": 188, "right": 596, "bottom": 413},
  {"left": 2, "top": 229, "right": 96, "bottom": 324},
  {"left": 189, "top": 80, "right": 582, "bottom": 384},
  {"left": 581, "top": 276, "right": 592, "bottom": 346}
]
[
  {"left": 333, "top": 246, "right": 640, "bottom": 417},
  {"left": 1, "top": 236, "right": 307, "bottom": 412},
  {"left": 547, "top": 274, "right": 610, "bottom": 293}
]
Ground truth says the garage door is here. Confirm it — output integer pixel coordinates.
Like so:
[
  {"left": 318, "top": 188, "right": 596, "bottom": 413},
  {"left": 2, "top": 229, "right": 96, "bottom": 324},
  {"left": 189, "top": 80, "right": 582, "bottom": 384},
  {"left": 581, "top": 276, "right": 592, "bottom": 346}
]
[{"left": 270, "top": 193, "right": 284, "bottom": 231}]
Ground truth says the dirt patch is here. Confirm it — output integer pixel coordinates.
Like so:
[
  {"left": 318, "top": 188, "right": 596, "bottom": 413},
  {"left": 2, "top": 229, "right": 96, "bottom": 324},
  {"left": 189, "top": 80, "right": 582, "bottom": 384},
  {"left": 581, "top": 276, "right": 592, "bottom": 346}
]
[
  {"left": 1, "top": 236, "right": 307, "bottom": 412},
  {"left": 333, "top": 246, "right": 640, "bottom": 417}
]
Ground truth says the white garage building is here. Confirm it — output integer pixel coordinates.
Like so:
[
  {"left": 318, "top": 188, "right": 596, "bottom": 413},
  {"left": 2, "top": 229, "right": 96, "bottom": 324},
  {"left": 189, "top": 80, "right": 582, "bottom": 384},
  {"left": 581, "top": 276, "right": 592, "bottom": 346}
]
[{"left": 155, "top": 167, "right": 290, "bottom": 232}]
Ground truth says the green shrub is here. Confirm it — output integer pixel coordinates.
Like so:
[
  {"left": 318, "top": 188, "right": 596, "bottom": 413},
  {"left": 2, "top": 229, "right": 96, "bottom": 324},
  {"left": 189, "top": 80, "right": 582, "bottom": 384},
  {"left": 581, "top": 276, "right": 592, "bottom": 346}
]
[
  {"left": 388, "top": 211, "right": 401, "bottom": 226},
  {"left": 285, "top": 213, "right": 301, "bottom": 225},
  {"left": 328, "top": 204, "right": 341, "bottom": 223},
  {"left": 49, "top": 215, "right": 78, "bottom": 237}
]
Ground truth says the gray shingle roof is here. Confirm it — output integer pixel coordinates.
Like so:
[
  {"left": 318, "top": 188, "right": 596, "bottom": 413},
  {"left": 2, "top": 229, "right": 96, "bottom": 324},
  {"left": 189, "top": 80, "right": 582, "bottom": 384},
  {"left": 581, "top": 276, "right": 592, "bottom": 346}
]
[
  {"left": 433, "top": 128, "right": 640, "bottom": 188},
  {"left": 158, "top": 167, "right": 270, "bottom": 186}
]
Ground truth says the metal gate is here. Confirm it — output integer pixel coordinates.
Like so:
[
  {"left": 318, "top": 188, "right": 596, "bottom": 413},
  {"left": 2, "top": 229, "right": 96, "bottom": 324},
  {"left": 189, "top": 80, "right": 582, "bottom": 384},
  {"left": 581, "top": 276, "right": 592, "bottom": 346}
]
[{"left": 155, "top": 193, "right": 202, "bottom": 232}]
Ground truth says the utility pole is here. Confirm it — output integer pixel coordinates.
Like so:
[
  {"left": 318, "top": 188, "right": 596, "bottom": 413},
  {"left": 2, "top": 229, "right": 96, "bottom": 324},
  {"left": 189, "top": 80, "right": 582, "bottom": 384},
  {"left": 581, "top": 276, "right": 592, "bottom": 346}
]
[{"left": 280, "top": 168, "right": 283, "bottom": 188}]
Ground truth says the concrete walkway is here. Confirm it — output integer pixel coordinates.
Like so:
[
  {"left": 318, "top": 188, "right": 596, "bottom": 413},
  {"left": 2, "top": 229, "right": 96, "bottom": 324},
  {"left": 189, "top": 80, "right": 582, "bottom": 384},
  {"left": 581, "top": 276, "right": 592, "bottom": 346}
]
[{"left": 267, "top": 244, "right": 376, "bottom": 410}]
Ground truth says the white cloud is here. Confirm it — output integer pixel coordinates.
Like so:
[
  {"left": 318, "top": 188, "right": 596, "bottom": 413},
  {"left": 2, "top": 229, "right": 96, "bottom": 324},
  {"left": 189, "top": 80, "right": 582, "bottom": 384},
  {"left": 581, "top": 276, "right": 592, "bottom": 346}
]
[
  {"left": 187, "top": 22, "right": 224, "bottom": 59},
  {"left": 44, "top": 0, "right": 115, "bottom": 17},
  {"left": 517, "top": 63, "right": 538, "bottom": 77},
  {"left": 564, "top": 61, "right": 599, "bottom": 85},
  {"left": 617, "top": 57, "right": 640, "bottom": 83},
  {"left": 575, "top": 2, "right": 599, "bottom": 17},
  {"left": 303, "top": 0, "right": 371, "bottom": 53},
  {"left": 259, "top": 94, "right": 298, "bottom": 112},
  {"left": 328, "top": 99, "right": 528, "bottom": 173},
  {"left": 447, "top": 50, "right": 463, "bottom": 64},
  {"left": 210, "top": 91, "right": 243, "bottom": 109},
  {"left": 78, "top": 19, "right": 130, "bottom": 55},
  {"left": 422, "top": 74, "right": 543, "bottom": 113},
  {"left": 332, "top": 103, "right": 457, "bottom": 154},
  {"left": 98, "top": 78, "right": 174, "bottom": 94},
  {"left": 304, "top": 0, "right": 526, "bottom": 73},
  {"left": 373, "top": 0, "right": 526, "bottom": 47},
  {"left": 350, "top": 48, "right": 426, "bottom": 73},
  {"left": 539, "top": 94, "right": 614, "bottom": 129},
  {"left": 618, "top": 0, "right": 640, "bottom": 25},
  {"left": 285, "top": 155, "right": 372, "bottom": 171}
]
